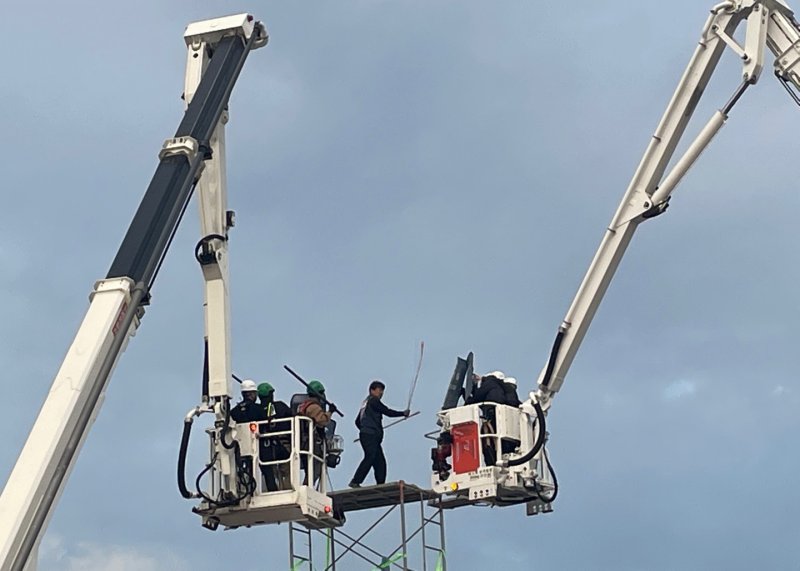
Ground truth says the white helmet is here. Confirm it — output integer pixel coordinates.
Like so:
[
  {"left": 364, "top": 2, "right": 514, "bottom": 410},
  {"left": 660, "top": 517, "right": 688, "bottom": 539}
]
[
  {"left": 504, "top": 376, "right": 517, "bottom": 386},
  {"left": 484, "top": 371, "right": 506, "bottom": 380},
  {"left": 240, "top": 379, "right": 258, "bottom": 393}
]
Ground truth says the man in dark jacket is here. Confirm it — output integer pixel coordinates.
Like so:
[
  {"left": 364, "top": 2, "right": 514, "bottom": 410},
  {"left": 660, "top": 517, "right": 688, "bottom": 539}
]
[
  {"left": 349, "top": 380, "right": 409, "bottom": 487},
  {"left": 257, "top": 382, "right": 292, "bottom": 491},
  {"left": 466, "top": 372, "right": 506, "bottom": 406},
  {"left": 231, "top": 379, "right": 267, "bottom": 423},
  {"left": 466, "top": 371, "right": 507, "bottom": 466},
  {"left": 229, "top": 380, "right": 266, "bottom": 491},
  {"left": 502, "top": 376, "right": 522, "bottom": 407}
]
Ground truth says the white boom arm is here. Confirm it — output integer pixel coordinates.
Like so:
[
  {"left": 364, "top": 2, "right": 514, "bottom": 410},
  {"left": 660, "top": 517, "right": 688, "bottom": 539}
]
[
  {"left": 0, "top": 14, "right": 265, "bottom": 571},
  {"left": 533, "top": 0, "right": 800, "bottom": 406}
]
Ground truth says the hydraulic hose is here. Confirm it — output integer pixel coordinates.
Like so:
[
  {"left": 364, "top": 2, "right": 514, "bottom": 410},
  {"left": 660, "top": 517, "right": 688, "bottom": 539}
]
[
  {"left": 506, "top": 328, "right": 563, "bottom": 468},
  {"left": 178, "top": 406, "right": 208, "bottom": 499},
  {"left": 507, "top": 400, "right": 546, "bottom": 467},
  {"left": 540, "top": 329, "right": 565, "bottom": 390},
  {"left": 190, "top": 400, "right": 256, "bottom": 508},
  {"left": 535, "top": 447, "right": 558, "bottom": 503},
  {"left": 194, "top": 233, "right": 227, "bottom": 265}
]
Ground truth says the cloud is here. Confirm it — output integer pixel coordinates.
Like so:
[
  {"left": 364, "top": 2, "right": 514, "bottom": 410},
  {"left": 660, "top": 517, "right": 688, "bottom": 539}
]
[
  {"left": 39, "top": 535, "right": 190, "bottom": 571},
  {"left": 662, "top": 379, "right": 697, "bottom": 401},
  {"left": 772, "top": 385, "right": 792, "bottom": 397}
]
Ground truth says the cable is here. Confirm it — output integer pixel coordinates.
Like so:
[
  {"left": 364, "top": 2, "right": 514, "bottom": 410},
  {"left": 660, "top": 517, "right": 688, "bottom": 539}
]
[
  {"left": 194, "top": 443, "right": 256, "bottom": 508},
  {"left": 534, "top": 447, "right": 558, "bottom": 504},
  {"left": 179, "top": 400, "right": 255, "bottom": 508},
  {"left": 219, "top": 399, "right": 236, "bottom": 450},
  {"left": 507, "top": 401, "right": 546, "bottom": 467}
]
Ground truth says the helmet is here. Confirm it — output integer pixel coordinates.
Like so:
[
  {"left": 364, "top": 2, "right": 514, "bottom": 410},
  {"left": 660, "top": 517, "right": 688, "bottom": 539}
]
[
  {"left": 504, "top": 376, "right": 517, "bottom": 386},
  {"left": 484, "top": 371, "right": 506, "bottom": 381},
  {"left": 307, "top": 380, "right": 325, "bottom": 396},
  {"left": 257, "top": 382, "right": 274, "bottom": 397},
  {"left": 240, "top": 379, "right": 258, "bottom": 393}
]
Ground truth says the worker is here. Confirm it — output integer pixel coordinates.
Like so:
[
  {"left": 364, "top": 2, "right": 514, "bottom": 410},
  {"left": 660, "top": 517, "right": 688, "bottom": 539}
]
[
  {"left": 230, "top": 379, "right": 267, "bottom": 423},
  {"left": 466, "top": 371, "right": 506, "bottom": 406},
  {"left": 257, "top": 382, "right": 292, "bottom": 492},
  {"left": 349, "top": 380, "right": 410, "bottom": 488},
  {"left": 297, "top": 380, "right": 335, "bottom": 485},
  {"left": 503, "top": 376, "right": 522, "bottom": 407},
  {"left": 228, "top": 379, "right": 266, "bottom": 491},
  {"left": 466, "top": 371, "right": 507, "bottom": 466}
]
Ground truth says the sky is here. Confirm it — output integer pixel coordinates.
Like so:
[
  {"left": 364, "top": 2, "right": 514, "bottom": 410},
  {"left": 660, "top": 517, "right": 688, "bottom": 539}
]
[{"left": 2, "top": 1, "right": 800, "bottom": 570}]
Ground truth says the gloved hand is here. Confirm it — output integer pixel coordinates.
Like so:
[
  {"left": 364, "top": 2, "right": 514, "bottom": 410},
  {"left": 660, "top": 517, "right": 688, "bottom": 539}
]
[{"left": 404, "top": 409, "right": 411, "bottom": 417}]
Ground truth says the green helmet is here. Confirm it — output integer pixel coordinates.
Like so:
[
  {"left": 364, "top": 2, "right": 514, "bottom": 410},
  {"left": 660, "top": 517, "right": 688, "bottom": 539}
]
[
  {"left": 307, "top": 380, "right": 325, "bottom": 396},
  {"left": 257, "top": 382, "right": 274, "bottom": 398}
]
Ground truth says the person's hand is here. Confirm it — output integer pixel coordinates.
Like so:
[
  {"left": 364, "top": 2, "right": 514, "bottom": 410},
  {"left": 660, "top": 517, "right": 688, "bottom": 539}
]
[
  {"left": 404, "top": 409, "right": 411, "bottom": 417},
  {"left": 329, "top": 403, "right": 338, "bottom": 414}
]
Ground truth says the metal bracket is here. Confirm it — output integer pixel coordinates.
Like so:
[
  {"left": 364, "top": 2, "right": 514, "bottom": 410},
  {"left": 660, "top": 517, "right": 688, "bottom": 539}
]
[
  {"left": 159, "top": 136, "right": 201, "bottom": 161},
  {"left": 715, "top": 26, "right": 748, "bottom": 58},
  {"left": 743, "top": 3, "right": 770, "bottom": 82}
]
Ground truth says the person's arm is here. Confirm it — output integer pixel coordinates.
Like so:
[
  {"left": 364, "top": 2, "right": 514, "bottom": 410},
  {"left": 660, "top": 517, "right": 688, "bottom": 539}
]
[{"left": 371, "top": 398, "right": 406, "bottom": 418}]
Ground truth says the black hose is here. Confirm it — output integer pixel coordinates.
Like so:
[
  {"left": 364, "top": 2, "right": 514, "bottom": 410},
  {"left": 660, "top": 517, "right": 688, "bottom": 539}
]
[
  {"left": 178, "top": 420, "right": 195, "bottom": 499},
  {"left": 194, "top": 442, "right": 255, "bottom": 508},
  {"left": 540, "top": 329, "right": 565, "bottom": 389},
  {"left": 194, "top": 233, "right": 228, "bottom": 265},
  {"left": 507, "top": 401, "right": 546, "bottom": 467},
  {"left": 201, "top": 341, "right": 210, "bottom": 402},
  {"left": 535, "top": 447, "right": 558, "bottom": 503},
  {"left": 220, "top": 399, "right": 236, "bottom": 450},
  {"left": 504, "top": 328, "right": 563, "bottom": 469}
]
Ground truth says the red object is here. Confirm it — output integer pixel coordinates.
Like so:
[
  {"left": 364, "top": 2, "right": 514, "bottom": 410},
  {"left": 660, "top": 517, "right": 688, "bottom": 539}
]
[{"left": 451, "top": 422, "right": 480, "bottom": 474}]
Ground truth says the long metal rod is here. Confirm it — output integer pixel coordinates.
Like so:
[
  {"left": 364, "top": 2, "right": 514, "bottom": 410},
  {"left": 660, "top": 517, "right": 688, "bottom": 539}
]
[
  {"left": 329, "top": 506, "right": 398, "bottom": 567},
  {"left": 438, "top": 504, "right": 446, "bottom": 571},
  {"left": 354, "top": 412, "right": 420, "bottom": 443},
  {"left": 288, "top": 522, "right": 295, "bottom": 570},
  {"left": 283, "top": 365, "right": 344, "bottom": 417},
  {"left": 323, "top": 527, "right": 398, "bottom": 570},
  {"left": 329, "top": 528, "right": 336, "bottom": 571},
  {"left": 420, "top": 492, "right": 428, "bottom": 571},
  {"left": 387, "top": 519, "right": 430, "bottom": 563},
  {"left": 400, "top": 481, "right": 408, "bottom": 571}
]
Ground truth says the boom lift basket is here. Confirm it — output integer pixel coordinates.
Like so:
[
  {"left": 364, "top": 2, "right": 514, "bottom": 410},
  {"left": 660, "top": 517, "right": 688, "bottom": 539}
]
[
  {"left": 194, "top": 416, "right": 342, "bottom": 530},
  {"left": 430, "top": 402, "right": 555, "bottom": 512}
]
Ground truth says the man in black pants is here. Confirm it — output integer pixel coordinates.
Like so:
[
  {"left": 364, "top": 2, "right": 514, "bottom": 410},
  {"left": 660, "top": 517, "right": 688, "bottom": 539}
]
[{"left": 349, "top": 380, "right": 409, "bottom": 487}]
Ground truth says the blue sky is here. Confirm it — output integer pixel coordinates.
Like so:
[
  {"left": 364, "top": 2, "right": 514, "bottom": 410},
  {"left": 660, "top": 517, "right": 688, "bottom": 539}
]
[{"left": 2, "top": 1, "right": 800, "bottom": 569}]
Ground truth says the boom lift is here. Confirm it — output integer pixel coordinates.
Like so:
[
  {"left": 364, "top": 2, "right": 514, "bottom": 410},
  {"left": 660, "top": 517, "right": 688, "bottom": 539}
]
[
  {"left": 0, "top": 14, "right": 267, "bottom": 571},
  {"left": 175, "top": 15, "right": 342, "bottom": 531},
  {"left": 432, "top": 0, "right": 800, "bottom": 514}
]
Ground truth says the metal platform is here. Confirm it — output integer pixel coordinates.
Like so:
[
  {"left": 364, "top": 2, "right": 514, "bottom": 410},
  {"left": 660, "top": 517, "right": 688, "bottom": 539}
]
[
  {"left": 331, "top": 481, "right": 438, "bottom": 514},
  {"left": 195, "top": 486, "right": 338, "bottom": 530}
]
